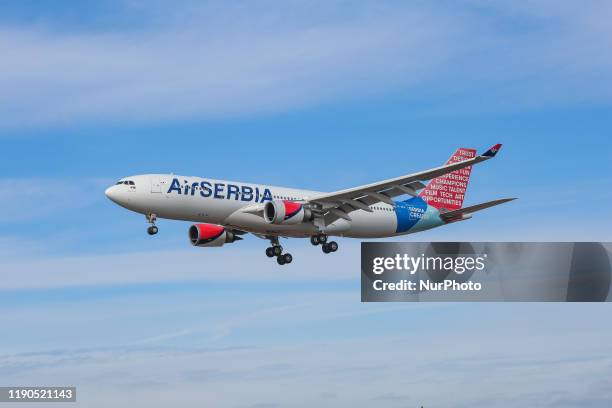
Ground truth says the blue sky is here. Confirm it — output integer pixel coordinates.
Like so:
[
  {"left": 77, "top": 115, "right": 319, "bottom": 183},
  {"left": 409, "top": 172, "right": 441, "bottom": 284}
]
[{"left": 1, "top": 1, "right": 612, "bottom": 407}]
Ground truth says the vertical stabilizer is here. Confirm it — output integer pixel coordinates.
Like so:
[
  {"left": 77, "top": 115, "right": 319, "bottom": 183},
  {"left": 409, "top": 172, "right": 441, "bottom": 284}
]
[{"left": 419, "top": 148, "right": 476, "bottom": 211}]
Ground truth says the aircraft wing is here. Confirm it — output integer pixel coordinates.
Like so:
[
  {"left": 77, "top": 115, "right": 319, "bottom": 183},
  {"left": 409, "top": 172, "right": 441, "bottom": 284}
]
[{"left": 306, "top": 144, "right": 503, "bottom": 225}]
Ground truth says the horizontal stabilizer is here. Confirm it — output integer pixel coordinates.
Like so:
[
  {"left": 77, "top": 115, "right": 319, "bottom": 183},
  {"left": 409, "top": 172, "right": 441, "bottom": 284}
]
[{"left": 440, "top": 198, "right": 516, "bottom": 223}]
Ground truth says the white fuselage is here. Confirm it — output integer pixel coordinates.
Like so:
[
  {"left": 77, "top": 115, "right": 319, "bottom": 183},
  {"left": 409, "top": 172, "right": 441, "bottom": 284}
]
[{"left": 105, "top": 174, "right": 445, "bottom": 238}]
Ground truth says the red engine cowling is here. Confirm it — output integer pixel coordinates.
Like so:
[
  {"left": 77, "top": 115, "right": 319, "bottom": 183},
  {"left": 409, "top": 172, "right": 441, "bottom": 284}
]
[
  {"left": 263, "top": 200, "right": 312, "bottom": 225},
  {"left": 188, "top": 224, "right": 241, "bottom": 247}
]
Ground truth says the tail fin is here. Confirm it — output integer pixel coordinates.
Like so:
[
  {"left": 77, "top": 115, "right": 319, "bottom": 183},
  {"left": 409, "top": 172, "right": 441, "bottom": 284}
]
[{"left": 419, "top": 147, "right": 477, "bottom": 211}]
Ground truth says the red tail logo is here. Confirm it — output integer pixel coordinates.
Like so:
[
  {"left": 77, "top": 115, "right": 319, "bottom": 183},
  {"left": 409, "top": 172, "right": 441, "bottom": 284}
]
[{"left": 419, "top": 148, "right": 476, "bottom": 211}]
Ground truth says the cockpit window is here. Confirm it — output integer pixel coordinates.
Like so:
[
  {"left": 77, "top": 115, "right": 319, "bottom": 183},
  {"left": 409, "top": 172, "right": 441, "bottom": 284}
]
[
  {"left": 128, "top": 181, "right": 135, "bottom": 185},
  {"left": 116, "top": 181, "right": 124, "bottom": 185}
]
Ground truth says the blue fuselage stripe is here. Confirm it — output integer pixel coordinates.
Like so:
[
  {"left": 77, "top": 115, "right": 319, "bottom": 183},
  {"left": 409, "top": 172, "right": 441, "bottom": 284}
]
[{"left": 394, "top": 196, "right": 429, "bottom": 233}]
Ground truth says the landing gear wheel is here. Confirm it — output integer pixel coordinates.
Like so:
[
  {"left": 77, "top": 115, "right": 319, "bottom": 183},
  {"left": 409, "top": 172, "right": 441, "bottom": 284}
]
[
  {"left": 265, "top": 247, "right": 275, "bottom": 258},
  {"left": 310, "top": 235, "right": 320, "bottom": 246},
  {"left": 322, "top": 243, "right": 331, "bottom": 254},
  {"left": 273, "top": 246, "right": 283, "bottom": 256},
  {"left": 328, "top": 241, "right": 338, "bottom": 252},
  {"left": 318, "top": 234, "right": 328, "bottom": 244},
  {"left": 147, "top": 226, "right": 158, "bottom": 235},
  {"left": 277, "top": 255, "right": 286, "bottom": 265},
  {"left": 283, "top": 253, "right": 293, "bottom": 264}
]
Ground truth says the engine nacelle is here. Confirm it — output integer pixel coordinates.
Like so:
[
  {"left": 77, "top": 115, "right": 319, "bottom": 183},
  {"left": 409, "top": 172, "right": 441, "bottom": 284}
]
[
  {"left": 264, "top": 200, "right": 312, "bottom": 225},
  {"left": 188, "top": 224, "right": 241, "bottom": 247}
]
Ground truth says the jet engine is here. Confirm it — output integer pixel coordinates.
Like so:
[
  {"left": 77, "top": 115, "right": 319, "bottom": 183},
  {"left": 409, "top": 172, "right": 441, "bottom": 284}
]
[
  {"left": 188, "top": 224, "right": 242, "bottom": 247},
  {"left": 263, "top": 200, "right": 312, "bottom": 225}
]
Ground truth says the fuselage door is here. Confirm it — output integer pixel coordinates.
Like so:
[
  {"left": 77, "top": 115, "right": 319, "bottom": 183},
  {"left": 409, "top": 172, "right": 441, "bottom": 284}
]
[{"left": 151, "top": 176, "right": 163, "bottom": 193}]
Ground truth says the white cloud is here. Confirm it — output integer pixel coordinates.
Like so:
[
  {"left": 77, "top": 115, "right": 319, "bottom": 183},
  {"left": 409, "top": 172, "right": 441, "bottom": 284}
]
[
  {"left": 1, "top": 1, "right": 611, "bottom": 129},
  {"left": 2, "top": 308, "right": 611, "bottom": 408},
  {"left": 0, "top": 243, "right": 360, "bottom": 290},
  {"left": 0, "top": 178, "right": 107, "bottom": 223},
  {"left": 0, "top": 4, "right": 463, "bottom": 128}
]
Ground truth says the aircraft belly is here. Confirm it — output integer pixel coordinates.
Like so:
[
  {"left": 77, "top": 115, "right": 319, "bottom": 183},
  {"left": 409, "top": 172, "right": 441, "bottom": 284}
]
[
  {"left": 224, "top": 210, "right": 318, "bottom": 237},
  {"left": 325, "top": 219, "right": 352, "bottom": 235},
  {"left": 343, "top": 210, "right": 397, "bottom": 238},
  {"left": 342, "top": 199, "right": 445, "bottom": 239}
]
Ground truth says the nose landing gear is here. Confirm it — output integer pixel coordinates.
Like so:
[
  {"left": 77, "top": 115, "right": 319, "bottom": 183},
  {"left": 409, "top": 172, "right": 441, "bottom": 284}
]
[{"left": 146, "top": 213, "right": 158, "bottom": 235}]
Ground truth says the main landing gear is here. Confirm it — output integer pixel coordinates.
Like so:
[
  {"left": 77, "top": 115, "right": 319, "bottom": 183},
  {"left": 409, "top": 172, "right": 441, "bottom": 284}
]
[
  {"left": 263, "top": 234, "right": 338, "bottom": 264},
  {"left": 146, "top": 213, "right": 158, "bottom": 235},
  {"left": 310, "top": 233, "right": 338, "bottom": 254},
  {"left": 322, "top": 241, "right": 339, "bottom": 253},
  {"left": 265, "top": 236, "right": 293, "bottom": 265}
]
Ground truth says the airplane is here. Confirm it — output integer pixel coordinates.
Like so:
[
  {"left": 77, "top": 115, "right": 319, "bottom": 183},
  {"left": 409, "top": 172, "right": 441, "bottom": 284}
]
[{"left": 105, "top": 144, "right": 515, "bottom": 265}]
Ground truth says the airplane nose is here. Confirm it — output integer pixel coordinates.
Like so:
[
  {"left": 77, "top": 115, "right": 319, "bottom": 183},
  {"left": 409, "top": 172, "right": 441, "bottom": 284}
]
[{"left": 105, "top": 186, "right": 118, "bottom": 202}]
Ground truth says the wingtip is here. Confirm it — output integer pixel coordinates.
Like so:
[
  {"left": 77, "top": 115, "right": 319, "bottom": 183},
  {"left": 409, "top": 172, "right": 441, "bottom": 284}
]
[{"left": 482, "top": 143, "right": 503, "bottom": 158}]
